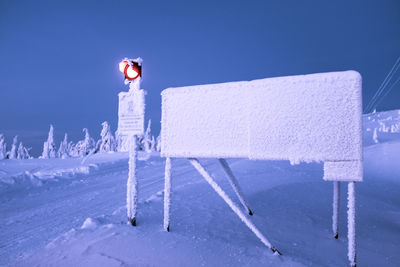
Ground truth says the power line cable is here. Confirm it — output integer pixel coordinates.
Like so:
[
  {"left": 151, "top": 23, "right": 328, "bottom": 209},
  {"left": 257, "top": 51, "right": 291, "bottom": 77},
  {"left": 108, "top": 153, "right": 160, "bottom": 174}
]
[
  {"left": 365, "top": 56, "right": 400, "bottom": 112},
  {"left": 366, "top": 59, "right": 400, "bottom": 113},
  {"left": 372, "top": 74, "right": 400, "bottom": 110},
  {"left": 364, "top": 55, "right": 400, "bottom": 113}
]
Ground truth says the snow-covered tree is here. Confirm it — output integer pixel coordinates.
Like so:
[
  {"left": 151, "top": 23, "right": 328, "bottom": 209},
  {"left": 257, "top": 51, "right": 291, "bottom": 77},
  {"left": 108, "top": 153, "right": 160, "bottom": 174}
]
[
  {"left": 57, "top": 133, "right": 69, "bottom": 159},
  {"left": 97, "top": 121, "right": 116, "bottom": 153},
  {"left": 67, "top": 141, "right": 78, "bottom": 157},
  {"left": 150, "top": 135, "right": 156, "bottom": 151},
  {"left": 7, "top": 136, "right": 18, "bottom": 159},
  {"left": 75, "top": 128, "right": 95, "bottom": 156},
  {"left": 373, "top": 128, "right": 379, "bottom": 143},
  {"left": 115, "top": 130, "right": 122, "bottom": 152},
  {"left": 42, "top": 125, "right": 56, "bottom": 158},
  {"left": 142, "top": 119, "right": 152, "bottom": 152},
  {"left": 17, "top": 142, "right": 31, "bottom": 159},
  {"left": 156, "top": 134, "right": 161, "bottom": 152},
  {"left": 0, "top": 134, "right": 6, "bottom": 160}
]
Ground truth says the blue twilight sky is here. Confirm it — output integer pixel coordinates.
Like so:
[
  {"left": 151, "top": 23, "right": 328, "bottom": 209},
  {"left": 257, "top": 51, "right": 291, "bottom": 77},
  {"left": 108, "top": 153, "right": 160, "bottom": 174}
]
[{"left": 0, "top": 0, "right": 399, "bottom": 154}]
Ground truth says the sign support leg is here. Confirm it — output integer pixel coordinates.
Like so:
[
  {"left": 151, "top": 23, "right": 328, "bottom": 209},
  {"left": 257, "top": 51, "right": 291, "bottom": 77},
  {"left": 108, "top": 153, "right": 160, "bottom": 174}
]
[
  {"left": 333, "top": 181, "right": 340, "bottom": 239},
  {"left": 127, "top": 135, "right": 138, "bottom": 226},
  {"left": 188, "top": 158, "right": 281, "bottom": 255},
  {"left": 219, "top": 158, "right": 253, "bottom": 215},
  {"left": 347, "top": 181, "right": 357, "bottom": 267},
  {"left": 164, "top": 157, "right": 172, "bottom": 232}
]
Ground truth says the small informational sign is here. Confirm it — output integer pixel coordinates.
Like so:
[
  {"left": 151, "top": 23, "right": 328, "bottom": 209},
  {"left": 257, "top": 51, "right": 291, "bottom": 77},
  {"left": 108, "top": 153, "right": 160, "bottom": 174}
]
[{"left": 118, "top": 89, "right": 145, "bottom": 136}]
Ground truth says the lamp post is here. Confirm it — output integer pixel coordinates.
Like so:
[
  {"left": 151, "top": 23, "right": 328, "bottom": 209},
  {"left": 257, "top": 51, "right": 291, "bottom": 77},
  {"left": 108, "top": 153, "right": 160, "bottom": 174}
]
[{"left": 117, "top": 57, "right": 145, "bottom": 226}]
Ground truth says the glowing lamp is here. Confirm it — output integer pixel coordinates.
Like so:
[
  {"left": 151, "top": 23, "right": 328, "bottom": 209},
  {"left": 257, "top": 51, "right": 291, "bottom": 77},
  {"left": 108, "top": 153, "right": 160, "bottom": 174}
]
[{"left": 119, "top": 60, "right": 142, "bottom": 81}]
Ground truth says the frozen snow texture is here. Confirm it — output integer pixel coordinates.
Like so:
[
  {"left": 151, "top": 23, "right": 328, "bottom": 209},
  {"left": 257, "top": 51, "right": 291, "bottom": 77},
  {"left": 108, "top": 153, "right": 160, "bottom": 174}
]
[
  {"left": 323, "top": 161, "right": 363, "bottom": 182},
  {"left": 248, "top": 71, "right": 362, "bottom": 163},
  {"left": 347, "top": 182, "right": 357, "bottom": 267},
  {"left": 163, "top": 157, "right": 171, "bottom": 231},
  {"left": 161, "top": 71, "right": 363, "bottom": 179},
  {"left": 126, "top": 136, "right": 138, "bottom": 221},
  {"left": 162, "top": 81, "right": 249, "bottom": 158}
]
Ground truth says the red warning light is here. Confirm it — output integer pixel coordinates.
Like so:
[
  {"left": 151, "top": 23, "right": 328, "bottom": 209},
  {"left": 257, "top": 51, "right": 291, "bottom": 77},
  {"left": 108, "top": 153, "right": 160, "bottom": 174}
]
[{"left": 119, "top": 60, "right": 141, "bottom": 80}]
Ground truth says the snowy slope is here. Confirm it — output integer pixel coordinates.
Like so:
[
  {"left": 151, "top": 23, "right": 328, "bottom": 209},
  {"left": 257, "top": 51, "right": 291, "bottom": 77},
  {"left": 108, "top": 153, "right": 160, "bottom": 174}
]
[{"left": 1, "top": 110, "right": 399, "bottom": 267}]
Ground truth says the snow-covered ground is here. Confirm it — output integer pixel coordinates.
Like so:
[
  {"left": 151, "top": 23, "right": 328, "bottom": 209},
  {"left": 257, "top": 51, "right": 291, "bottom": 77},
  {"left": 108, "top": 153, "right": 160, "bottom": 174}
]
[{"left": 1, "top": 111, "right": 399, "bottom": 267}]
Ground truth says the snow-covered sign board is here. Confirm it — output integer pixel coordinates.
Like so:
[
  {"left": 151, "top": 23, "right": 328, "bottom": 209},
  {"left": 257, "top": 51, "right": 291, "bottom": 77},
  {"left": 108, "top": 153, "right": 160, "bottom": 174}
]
[
  {"left": 161, "top": 70, "right": 362, "bottom": 267},
  {"left": 161, "top": 70, "right": 363, "bottom": 181},
  {"left": 118, "top": 90, "right": 145, "bottom": 136}
]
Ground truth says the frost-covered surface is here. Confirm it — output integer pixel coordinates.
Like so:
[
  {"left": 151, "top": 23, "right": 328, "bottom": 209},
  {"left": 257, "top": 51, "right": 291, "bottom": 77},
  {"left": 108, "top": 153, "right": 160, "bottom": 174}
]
[
  {"left": 323, "top": 160, "right": 363, "bottom": 182},
  {"left": 162, "top": 71, "right": 362, "bottom": 164},
  {"left": 1, "top": 110, "right": 399, "bottom": 267}
]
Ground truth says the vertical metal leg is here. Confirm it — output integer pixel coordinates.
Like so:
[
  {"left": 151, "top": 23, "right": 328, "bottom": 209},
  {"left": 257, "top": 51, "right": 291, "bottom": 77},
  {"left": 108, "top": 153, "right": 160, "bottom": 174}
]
[
  {"left": 164, "top": 157, "right": 172, "bottom": 232},
  {"left": 219, "top": 158, "right": 253, "bottom": 215},
  {"left": 333, "top": 181, "right": 340, "bottom": 239},
  {"left": 188, "top": 158, "right": 281, "bottom": 255},
  {"left": 347, "top": 182, "right": 357, "bottom": 267},
  {"left": 127, "top": 135, "right": 138, "bottom": 226}
]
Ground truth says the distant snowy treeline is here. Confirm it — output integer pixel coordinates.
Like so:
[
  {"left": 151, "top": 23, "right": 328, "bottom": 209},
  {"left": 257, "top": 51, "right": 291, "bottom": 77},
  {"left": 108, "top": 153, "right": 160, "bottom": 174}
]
[
  {"left": 0, "top": 120, "right": 160, "bottom": 160},
  {"left": 0, "top": 135, "right": 31, "bottom": 160},
  {"left": 363, "top": 109, "right": 400, "bottom": 145}
]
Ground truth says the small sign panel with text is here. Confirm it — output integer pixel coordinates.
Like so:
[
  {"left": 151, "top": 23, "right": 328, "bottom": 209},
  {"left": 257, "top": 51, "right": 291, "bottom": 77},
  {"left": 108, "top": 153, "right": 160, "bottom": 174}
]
[{"left": 118, "top": 89, "right": 145, "bottom": 136}]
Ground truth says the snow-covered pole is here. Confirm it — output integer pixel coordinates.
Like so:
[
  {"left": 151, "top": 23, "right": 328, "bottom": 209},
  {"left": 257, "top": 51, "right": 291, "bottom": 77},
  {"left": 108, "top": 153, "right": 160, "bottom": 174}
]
[
  {"left": 332, "top": 181, "right": 340, "bottom": 239},
  {"left": 118, "top": 57, "right": 144, "bottom": 226},
  {"left": 347, "top": 182, "right": 357, "bottom": 267},
  {"left": 128, "top": 61, "right": 141, "bottom": 226},
  {"left": 127, "top": 134, "right": 138, "bottom": 225},
  {"left": 219, "top": 158, "right": 253, "bottom": 215},
  {"left": 129, "top": 76, "right": 141, "bottom": 92},
  {"left": 163, "top": 157, "right": 172, "bottom": 231}
]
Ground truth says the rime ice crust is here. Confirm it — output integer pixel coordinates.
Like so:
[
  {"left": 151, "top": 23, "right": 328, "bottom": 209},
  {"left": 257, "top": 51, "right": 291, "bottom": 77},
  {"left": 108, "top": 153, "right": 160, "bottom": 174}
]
[
  {"left": 323, "top": 161, "right": 363, "bottom": 182},
  {"left": 161, "top": 81, "right": 250, "bottom": 158},
  {"left": 161, "top": 71, "right": 362, "bottom": 181},
  {"left": 248, "top": 70, "right": 362, "bottom": 163}
]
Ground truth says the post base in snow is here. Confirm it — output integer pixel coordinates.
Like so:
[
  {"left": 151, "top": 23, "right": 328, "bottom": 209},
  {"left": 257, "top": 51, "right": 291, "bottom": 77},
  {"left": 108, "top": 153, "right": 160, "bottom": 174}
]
[
  {"left": 166, "top": 225, "right": 170, "bottom": 232},
  {"left": 271, "top": 247, "right": 282, "bottom": 255},
  {"left": 129, "top": 217, "right": 136, "bottom": 226},
  {"left": 334, "top": 233, "right": 338, "bottom": 239},
  {"left": 248, "top": 209, "right": 253, "bottom": 216}
]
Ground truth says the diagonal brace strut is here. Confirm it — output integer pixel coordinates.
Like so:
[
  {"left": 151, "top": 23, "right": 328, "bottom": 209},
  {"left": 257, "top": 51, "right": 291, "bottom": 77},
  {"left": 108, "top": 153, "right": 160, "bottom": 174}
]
[
  {"left": 188, "top": 158, "right": 281, "bottom": 255},
  {"left": 219, "top": 158, "right": 253, "bottom": 215}
]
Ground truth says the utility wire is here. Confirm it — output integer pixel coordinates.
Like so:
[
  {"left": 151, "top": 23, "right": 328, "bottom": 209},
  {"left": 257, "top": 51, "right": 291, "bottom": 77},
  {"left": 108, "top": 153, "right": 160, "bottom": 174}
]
[
  {"left": 366, "top": 59, "right": 400, "bottom": 113},
  {"left": 372, "top": 74, "right": 400, "bottom": 110},
  {"left": 365, "top": 56, "right": 400, "bottom": 112},
  {"left": 364, "top": 55, "right": 400, "bottom": 113}
]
